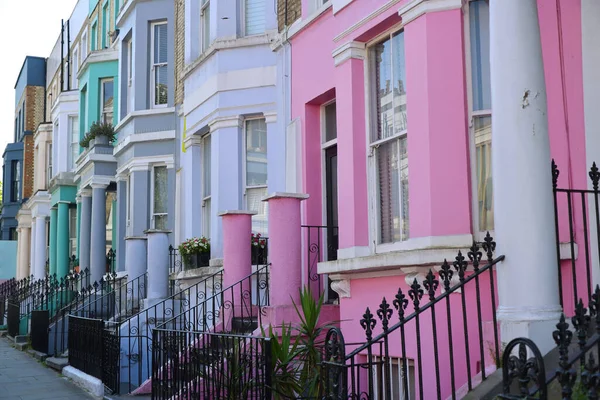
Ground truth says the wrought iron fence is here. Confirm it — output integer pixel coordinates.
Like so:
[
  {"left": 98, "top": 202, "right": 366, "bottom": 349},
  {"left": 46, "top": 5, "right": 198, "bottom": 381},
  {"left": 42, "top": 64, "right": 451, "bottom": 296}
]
[
  {"left": 323, "top": 234, "right": 503, "bottom": 400},
  {"left": 500, "top": 289, "right": 600, "bottom": 399},
  {"left": 151, "top": 329, "right": 272, "bottom": 400},
  {"left": 553, "top": 160, "right": 600, "bottom": 311},
  {"left": 7, "top": 302, "right": 19, "bottom": 337},
  {"left": 302, "top": 225, "right": 338, "bottom": 301},
  {"left": 113, "top": 268, "right": 223, "bottom": 392}
]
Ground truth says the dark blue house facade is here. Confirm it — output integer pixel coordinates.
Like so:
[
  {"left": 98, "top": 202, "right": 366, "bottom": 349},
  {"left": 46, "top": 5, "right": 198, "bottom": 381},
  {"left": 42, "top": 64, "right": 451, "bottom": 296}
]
[{"left": 0, "top": 56, "right": 46, "bottom": 240}]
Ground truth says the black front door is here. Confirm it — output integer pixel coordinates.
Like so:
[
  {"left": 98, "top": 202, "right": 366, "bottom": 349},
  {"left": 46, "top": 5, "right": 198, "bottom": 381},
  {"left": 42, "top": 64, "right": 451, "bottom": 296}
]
[{"left": 325, "top": 146, "right": 339, "bottom": 302}]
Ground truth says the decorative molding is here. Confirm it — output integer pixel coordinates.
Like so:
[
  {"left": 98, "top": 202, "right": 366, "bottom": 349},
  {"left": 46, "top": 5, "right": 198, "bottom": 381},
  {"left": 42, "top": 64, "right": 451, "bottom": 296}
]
[
  {"left": 78, "top": 48, "right": 119, "bottom": 79},
  {"left": 116, "top": 155, "right": 176, "bottom": 176},
  {"left": 333, "top": 0, "right": 403, "bottom": 43},
  {"left": 330, "top": 278, "right": 351, "bottom": 298},
  {"left": 398, "top": 0, "right": 463, "bottom": 25},
  {"left": 90, "top": 179, "right": 111, "bottom": 189},
  {"left": 208, "top": 115, "right": 244, "bottom": 131},
  {"left": 114, "top": 107, "right": 176, "bottom": 133},
  {"left": 79, "top": 188, "right": 92, "bottom": 197},
  {"left": 333, "top": 41, "right": 367, "bottom": 67},
  {"left": 183, "top": 134, "right": 204, "bottom": 150},
  {"left": 113, "top": 130, "right": 176, "bottom": 156},
  {"left": 264, "top": 111, "right": 277, "bottom": 124}
]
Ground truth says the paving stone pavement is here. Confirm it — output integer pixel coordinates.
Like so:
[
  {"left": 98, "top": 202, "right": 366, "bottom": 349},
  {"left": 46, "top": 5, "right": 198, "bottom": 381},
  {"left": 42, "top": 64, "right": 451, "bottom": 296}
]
[{"left": 0, "top": 338, "right": 94, "bottom": 399}]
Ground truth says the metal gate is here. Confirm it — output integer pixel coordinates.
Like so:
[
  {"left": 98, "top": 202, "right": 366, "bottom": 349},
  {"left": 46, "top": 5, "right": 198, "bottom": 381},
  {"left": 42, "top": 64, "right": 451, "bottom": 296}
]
[
  {"left": 7, "top": 302, "right": 19, "bottom": 337},
  {"left": 103, "top": 329, "right": 120, "bottom": 394},
  {"left": 31, "top": 310, "right": 49, "bottom": 354},
  {"left": 0, "top": 298, "right": 5, "bottom": 326}
]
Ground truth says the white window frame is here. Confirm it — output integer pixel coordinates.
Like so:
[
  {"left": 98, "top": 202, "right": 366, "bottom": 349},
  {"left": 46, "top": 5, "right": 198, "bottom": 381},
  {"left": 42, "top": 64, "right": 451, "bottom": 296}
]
[
  {"left": 69, "top": 207, "right": 78, "bottom": 258},
  {"left": 320, "top": 99, "right": 337, "bottom": 260},
  {"left": 371, "top": 356, "right": 415, "bottom": 400},
  {"left": 200, "top": 0, "right": 210, "bottom": 53},
  {"left": 202, "top": 134, "right": 211, "bottom": 238},
  {"left": 81, "top": 30, "right": 88, "bottom": 61},
  {"left": 366, "top": 26, "right": 410, "bottom": 253},
  {"left": 464, "top": 0, "right": 493, "bottom": 241},
  {"left": 150, "top": 165, "right": 168, "bottom": 230},
  {"left": 243, "top": 117, "right": 268, "bottom": 234},
  {"left": 242, "top": 0, "right": 266, "bottom": 37},
  {"left": 68, "top": 115, "right": 79, "bottom": 171},
  {"left": 72, "top": 46, "right": 79, "bottom": 89},
  {"left": 100, "top": 78, "right": 114, "bottom": 124},
  {"left": 46, "top": 142, "right": 53, "bottom": 188},
  {"left": 150, "top": 21, "right": 168, "bottom": 108},
  {"left": 127, "top": 39, "right": 133, "bottom": 114}
]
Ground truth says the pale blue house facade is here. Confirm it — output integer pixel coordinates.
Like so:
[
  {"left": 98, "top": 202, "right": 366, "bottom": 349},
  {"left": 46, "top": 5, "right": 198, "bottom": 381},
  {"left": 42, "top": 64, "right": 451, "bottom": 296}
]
[{"left": 179, "top": 0, "right": 287, "bottom": 259}]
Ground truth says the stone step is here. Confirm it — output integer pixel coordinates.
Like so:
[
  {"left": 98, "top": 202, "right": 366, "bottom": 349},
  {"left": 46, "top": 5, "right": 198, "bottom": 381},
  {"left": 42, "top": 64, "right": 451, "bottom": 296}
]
[
  {"left": 46, "top": 357, "right": 69, "bottom": 372},
  {"left": 27, "top": 349, "right": 48, "bottom": 362}
]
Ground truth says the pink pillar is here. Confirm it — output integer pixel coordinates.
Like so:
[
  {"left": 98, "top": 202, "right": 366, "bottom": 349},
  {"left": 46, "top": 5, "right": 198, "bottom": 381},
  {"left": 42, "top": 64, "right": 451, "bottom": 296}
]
[
  {"left": 404, "top": 9, "right": 472, "bottom": 237},
  {"left": 219, "top": 211, "right": 255, "bottom": 288},
  {"left": 335, "top": 56, "right": 369, "bottom": 254},
  {"left": 264, "top": 193, "right": 309, "bottom": 306}
]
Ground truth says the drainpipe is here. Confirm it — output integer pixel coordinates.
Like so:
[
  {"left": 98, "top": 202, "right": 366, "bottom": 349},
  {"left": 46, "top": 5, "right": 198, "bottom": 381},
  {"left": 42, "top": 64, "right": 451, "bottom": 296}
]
[
  {"left": 67, "top": 19, "right": 71, "bottom": 91},
  {"left": 60, "top": 19, "right": 64, "bottom": 93},
  {"left": 43, "top": 59, "right": 48, "bottom": 123}
]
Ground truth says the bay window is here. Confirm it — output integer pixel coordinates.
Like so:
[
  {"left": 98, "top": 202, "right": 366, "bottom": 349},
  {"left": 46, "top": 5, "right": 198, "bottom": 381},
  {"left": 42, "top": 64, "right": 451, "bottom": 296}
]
[
  {"left": 370, "top": 30, "right": 408, "bottom": 244},
  {"left": 152, "top": 166, "right": 168, "bottom": 230},
  {"left": 200, "top": 0, "right": 210, "bottom": 52},
  {"left": 468, "top": 0, "right": 493, "bottom": 233},
  {"left": 202, "top": 135, "right": 211, "bottom": 238},
  {"left": 151, "top": 22, "right": 168, "bottom": 107},
  {"left": 245, "top": 118, "right": 268, "bottom": 235}
]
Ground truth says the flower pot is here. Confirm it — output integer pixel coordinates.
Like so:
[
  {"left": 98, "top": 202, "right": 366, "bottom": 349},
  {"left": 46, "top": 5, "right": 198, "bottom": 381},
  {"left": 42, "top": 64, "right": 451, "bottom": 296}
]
[
  {"left": 95, "top": 135, "right": 110, "bottom": 145},
  {"left": 251, "top": 246, "right": 268, "bottom": 265},
  {"left": 184, "top": 253, "right": 210, "bottom": 270}
]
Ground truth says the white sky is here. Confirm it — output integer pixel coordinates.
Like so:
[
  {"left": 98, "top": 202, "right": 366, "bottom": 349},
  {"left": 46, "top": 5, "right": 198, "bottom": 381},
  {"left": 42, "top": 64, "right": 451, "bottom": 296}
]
[{"left": 0, "top": 0, "right": 78, "bottom": 161}]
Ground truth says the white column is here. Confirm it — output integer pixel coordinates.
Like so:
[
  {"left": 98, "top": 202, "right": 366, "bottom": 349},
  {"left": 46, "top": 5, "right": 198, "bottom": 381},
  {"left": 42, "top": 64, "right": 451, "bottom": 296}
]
[
  {"left": 491, "top": 0, "right": 561, "bottom": 354},
  {"left": 34, "top": 216, "right": 47, "bottom": 280},
  {"left": 145, "top": 230, "right": 170, "bottom": 303},
  {"left": 30, "top": 219, "right": 37, "bottom": 280},
  {"left": 19, "top": 227, "right": 30, "bottom": 279}
]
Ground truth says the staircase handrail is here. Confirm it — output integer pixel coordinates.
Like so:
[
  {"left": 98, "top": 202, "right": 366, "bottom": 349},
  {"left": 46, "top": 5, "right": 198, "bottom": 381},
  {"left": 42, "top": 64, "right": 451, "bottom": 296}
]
[{"left": 156, "top": 264, "right": 270, "bottom": 332}]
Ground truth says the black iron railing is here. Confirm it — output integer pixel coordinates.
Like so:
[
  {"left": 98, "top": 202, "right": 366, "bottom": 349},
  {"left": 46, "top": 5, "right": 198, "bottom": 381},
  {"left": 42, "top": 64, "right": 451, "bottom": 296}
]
[
  {"left": 553, "top": 161, "right": 600, "bottom": 312},
  {"left": 323, "top": 234, "right": 502, "bottom": 400},
  {"left": 500, "top": 289, "right": 600, "bottom": 399},
  {"left": 151, "top": 329, "right": 272, "bottom": 400},
  {"left": 113, "top": 268, "right": 223, "bottom": 392},
  {"left": 302, "top": 225, "right": 338, "bottom": 300}
]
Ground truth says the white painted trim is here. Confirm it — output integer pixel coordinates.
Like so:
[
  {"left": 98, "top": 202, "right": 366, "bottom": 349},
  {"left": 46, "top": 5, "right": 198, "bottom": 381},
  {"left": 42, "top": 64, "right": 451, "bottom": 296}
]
[
  {"left": 183, "top": 66, "right": 277, "bottom": 117},
  {"left": 332, "top": 0, "right": 351, "bottom": 14},
  {"left": 184, "top": 102, "right": 276, "bottom": 135},
  {"left": 208, "top": 115, "right": 244, "bottom": 131},
  {"left": 116, "top": 154, "right": 176, "bottom": 175},
  {"left": 113, "top": 130, "right": 177, "bottom": 156},
  {"left": 330, "top": 278, "right": 351, "bottom": 298},
  {"left": 115, "top": 107, "right": 176, "bottom": 133},
  {"left": 263, "top": 111, "right": 277, "bottom": 124},
  {"left": 332, "top": 0, "right": 402, "bottom": 43},
  {"left": 375, "top": 234, "right": 473, "bottom": 254},
  {"left": 150, "top": 21, "right": 169, "bottom": 109},
  {"left": 332, "top": 41, "right": 366, "bottom": 67},
  {"left": 398, "top": 0, "right": 463, "bottom": 25},
  {"left": 287, "top": 2, "right": 333, "bottom": 39},
  {"left": 337, "top": 246, "right": 371, "bottom": 259},
  {"left": 78, "top": 48, "right": 119, "bottom": 79}
]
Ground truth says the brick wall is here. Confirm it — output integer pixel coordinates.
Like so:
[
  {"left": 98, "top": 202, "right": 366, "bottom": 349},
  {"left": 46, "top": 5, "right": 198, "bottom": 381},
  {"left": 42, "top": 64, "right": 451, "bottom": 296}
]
[
  {"left": 22, "top": 134, "right": 34, "bottom": 200},
  {"left": 174, "top": 0, "right": 185, "bottom": 105},
  {"left": 277, "top": 0, "right": 301, "bottom": 32},
  {"left": 25, "top": 86, "right": 45, "bottom": 133}
]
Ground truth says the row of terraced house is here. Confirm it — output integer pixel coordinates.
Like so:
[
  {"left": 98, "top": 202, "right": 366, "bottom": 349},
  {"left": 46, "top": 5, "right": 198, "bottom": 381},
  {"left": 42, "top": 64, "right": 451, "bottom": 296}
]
[{"left": 1, "top": 0, "right": 600, "bottom": 398}]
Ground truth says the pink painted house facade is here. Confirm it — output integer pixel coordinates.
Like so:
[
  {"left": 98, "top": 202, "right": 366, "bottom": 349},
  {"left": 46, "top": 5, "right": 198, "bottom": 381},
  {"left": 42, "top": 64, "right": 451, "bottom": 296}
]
[{"left": 280, "top": 0, "right": 600, "bottom": 397}]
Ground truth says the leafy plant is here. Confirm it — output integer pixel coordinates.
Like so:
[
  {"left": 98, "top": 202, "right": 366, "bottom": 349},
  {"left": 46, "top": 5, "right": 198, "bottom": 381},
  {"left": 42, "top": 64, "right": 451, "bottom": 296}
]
[
  {"left": 179, "top": 237, "right": 210, "bottom": 256},
  {"left": 251, "top": 233, "right": 267, "bottom": 249},
  {"left": 79, "top": 121, "right": 116, "bottom": 148},
  {"left": 264, "top": 287, "right": 335, "bottom": 399}
]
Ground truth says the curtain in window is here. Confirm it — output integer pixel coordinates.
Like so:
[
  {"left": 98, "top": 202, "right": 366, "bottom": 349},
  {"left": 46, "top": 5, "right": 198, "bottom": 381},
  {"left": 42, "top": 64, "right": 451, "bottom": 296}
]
[
  {"left": 475, "top": 116, "right": 493, "bottom": 231},
  {"left": 154, "top": 167, "right": 168, "bottom": 229},
  {"left": 154, "top": 24, "right": 168, "bottom": 105},
  {"left": 246, "top": 119, "right": 268, "bottom": 186},
  {"left": 247, "top": 187, "right": 268, "bottom": 235},
  {"left": 470, "top": 0, "right": 491, "bottom": 111},
  {"left": 245, "top": 0, "right": 266, "bottom": 36},
  {"left": 378, "top": 140, "right": 401, "bottom": 243}
]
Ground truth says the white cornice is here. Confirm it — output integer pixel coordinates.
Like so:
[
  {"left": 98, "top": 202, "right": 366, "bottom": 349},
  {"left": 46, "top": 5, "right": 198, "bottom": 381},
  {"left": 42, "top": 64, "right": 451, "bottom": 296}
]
[
  {"left": 332, "top": 41, "right": 367, "bottom": 67},
  {"left": 113, "top": 130, "right": 176, "bottom": 156},
  {"left": 114, "top": 107, "right": 176, "bottom": 133},
  {"left": 263, "top": 111, "right": 277, "bottom": 124},
  {"left": 79, "top": 48, "right": 119, "bottom": 79},
  {"left": 333, "top": 0, "right": 403, "bottom": 43},
  {"left": 183, "top": 134, "right": 204, "bottom": 150},
  {"left": 208, "top": 115, "right": 244, "bottom": 131},
  {"left": 116, "top": 155, "right": 176, "bottom": 176},
  {"left": 398, "top": 0, "right": 463, "bottom": 25}
]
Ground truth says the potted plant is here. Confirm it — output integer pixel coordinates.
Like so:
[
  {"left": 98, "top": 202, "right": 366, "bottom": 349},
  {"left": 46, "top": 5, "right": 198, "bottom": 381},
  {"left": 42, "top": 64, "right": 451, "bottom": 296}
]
[
  {"left": 251, "top": 233, "right": 268, "bottom": 265},
  {"left": 179, "top": 237, "right": 210, "bottom": 270},
  {"left": 79, "top": 121, "right": 116, "bottom": 148}
]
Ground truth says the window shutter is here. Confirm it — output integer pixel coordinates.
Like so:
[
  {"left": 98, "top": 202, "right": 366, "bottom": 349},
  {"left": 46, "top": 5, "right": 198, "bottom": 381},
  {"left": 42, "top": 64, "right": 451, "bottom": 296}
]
[{"left": 245, "top": 0, "right": 266, "bottom": 36}]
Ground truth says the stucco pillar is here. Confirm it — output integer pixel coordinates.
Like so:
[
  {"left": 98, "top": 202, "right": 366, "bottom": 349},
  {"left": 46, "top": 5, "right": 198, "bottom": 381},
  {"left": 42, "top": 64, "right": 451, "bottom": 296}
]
[
  {"left": 125, "top": 237, "right": 147, "bottom": 279},
  {"left": 34, "top": 216, "right": 47, "bottom": 280},
  {"left": 30, "top": 219, "right": 37, "bottom": 280},
  {"left": 210, "top": 118, "right": 243, "bottom": 259},
  {"left": 491, "top": 0, "right": 561, "bottom": 354},
  {"left": 130, "top": 170, "right": 150, "bottom": 236},
  {"left": 182, "top": 135, "right": 203, "bottom": 241},
  {"left": 264, "top": 193, "right": 309, "bottom": 306},
  {"left": 333, "top": 46, "right": 369, "bottom": 259},
  {"left": 19, "top": 227, "right": 30, "bottom": 280},
  {"left": 402, "top": 6, "right": 471, "bottom": 238},
  {"left": 49, "top": 208, "right": 57, "bottom": 276},
  {"left": 56, "top": 202, "right": 70, "bottom": 279},
  {"left": 90, "top": 184, "right": 107, "bottom": 284},
  {"left": 78, "top": 191, "right": 92, "bottom": 275},
  {"left": 145, "top": 230, "right": 171, "bottom": 302},
  {"left": 116, "top": 180, "right": 127, "bottom": 273}
]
